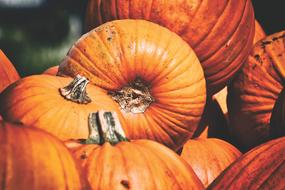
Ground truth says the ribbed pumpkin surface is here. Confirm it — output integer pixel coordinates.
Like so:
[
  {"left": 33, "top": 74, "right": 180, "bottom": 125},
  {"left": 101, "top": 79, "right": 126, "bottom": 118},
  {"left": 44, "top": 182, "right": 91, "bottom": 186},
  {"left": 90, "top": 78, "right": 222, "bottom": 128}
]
[
  {"left": 85, "top": 0, "right": 255, "bottom": 94},
  {"left": 227, "top": 31, "right": 285, "bottom": 150},
  {"left": 66, "top": 139, "right": 205, "bottom": 190},
  {"left": 58, "top": 19, "right": 206, "bottom": 150},
  {"left": 0, "top": 121, "right": 85, "bottom": 190},
  {"left": 181, "top": 138, "right": 241, "bottom": 187},
  {"left": 207, "top": 137, "right": 285, "bottom": 190},
  {"left": 0, "top": 75, "right": 121, "bottom": 140}
]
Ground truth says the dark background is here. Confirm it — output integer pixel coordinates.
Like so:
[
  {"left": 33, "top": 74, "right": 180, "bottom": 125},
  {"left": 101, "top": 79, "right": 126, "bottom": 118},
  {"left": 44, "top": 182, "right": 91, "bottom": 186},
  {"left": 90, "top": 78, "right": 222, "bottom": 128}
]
[{"left": 0, "top": 0, "right": 284, "bottom": 77}]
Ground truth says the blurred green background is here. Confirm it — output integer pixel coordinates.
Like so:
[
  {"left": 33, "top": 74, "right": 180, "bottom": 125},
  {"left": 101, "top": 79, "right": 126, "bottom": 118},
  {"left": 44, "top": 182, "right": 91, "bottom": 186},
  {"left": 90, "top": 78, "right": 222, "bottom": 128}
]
[
  {"left": 0, "top": 0, "right": 284, "bottom": 77},
  {"left": 0, "top": 0, "right": 88, "bottom": 76}
]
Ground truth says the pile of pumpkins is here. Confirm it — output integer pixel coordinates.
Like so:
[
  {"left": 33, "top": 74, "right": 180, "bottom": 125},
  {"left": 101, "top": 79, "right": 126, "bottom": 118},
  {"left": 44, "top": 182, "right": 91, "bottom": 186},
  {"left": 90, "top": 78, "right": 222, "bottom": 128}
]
[{"left": 1, "top": 0, "right": 285, "bottom": 189}]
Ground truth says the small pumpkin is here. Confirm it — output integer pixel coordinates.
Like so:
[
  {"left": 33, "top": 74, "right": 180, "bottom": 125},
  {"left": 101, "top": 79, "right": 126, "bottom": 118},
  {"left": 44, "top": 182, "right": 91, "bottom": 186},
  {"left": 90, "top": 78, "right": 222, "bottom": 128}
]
[
  {"left": 0, "top": 74, "right": 121, "bottom": 140},
  {"left": 227, "top": 30, "right": 285, "bottom": 150},
  {"left": 207, "top": 136, "right": 285, "bottom": 190},
  {"left": 0, "top": 121, "right": 87, "bottom": 190},
  {"left": 181, "top": 138, "right": 241, "bottom": 187},
  {"left": 85, "top": 0, "right": 255, "bottom": 95},
  {"left": 0, "top": 50, "right": 20, "bottom": 93},
  {"left": 43, "top": 65, "right": 59, "bottom": 75},
  {"left": 65, "top": 111, "right": 205, "bottom": 190},
  {"left": 58, "top": 19, "right": 206, "bottom": 150}
]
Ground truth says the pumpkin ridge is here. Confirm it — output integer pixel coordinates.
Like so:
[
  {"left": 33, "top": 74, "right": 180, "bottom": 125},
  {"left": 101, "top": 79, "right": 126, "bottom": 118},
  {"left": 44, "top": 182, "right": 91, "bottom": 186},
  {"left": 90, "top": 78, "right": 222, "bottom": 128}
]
[
  {"left": 142, "top": 110, "right": 177, "bottom": 147},
  {"left": 115, "top": 143, "right": 132, "bottom": 189},
  {"left": 248, "top": 149, "right": 285, "bottom": 189},
  {"left": 204, "top": 6, "right": 254, "bottom": 76},
  {"left": 195, "top": 0, "right": 247, "bottom": 60},
  {"left": 91, "top": 27, "right": 129, "bottom": 86},
  {"left": 150, "top": 49, "right": 194, "bottom": 86},
  {"left": 220, "top": 140, "right": 282, "bottom": 188},
  {"left": 73, "top": 40, "right": 120, "bottom": 88},
  {"left": 126, "top": 142, "right": 159, "bottom": 189},
  {"left": 258, "top": 159, "right": 285, "bottom": 189},
  {"left": 192, "top": 0, "right": 230, "bottom": 50},
  {"left": 135, "top": 142, "right": 183, "bottom": 190}
]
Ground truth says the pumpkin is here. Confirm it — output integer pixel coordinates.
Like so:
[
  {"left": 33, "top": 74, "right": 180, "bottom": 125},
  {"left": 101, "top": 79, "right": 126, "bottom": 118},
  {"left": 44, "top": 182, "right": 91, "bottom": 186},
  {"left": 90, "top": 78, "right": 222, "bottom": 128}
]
[
  {"left": 253, "top": 20, "right": 266, "bottom": 43},
  {"left": 43, "top": 65, "right": 59, "bottom": 75},
  {"left": 0, "top": 121, "right": 87, "bottom": 190},
  {"left": 270, "top": 87, "right": 285, "bottom": 138},
  {"left": 207, "top": 136, "right": 285, "bottom": 190},
  {"left": 0, "top": 74, "right": 121, "bottom": 140},
  {"left": 227, "top": 30, "right": 285, "bottom": 151},
  {"left": 85, "top": 0, "right": 255, "bottom": 95},
  {"left": 65, "top": 111, "right": 205, "bottom": 190},
  {"left": 181, "top": 138, "right": 241, "bottom": 187},
  {"left": 0, "top": 50, "right": 20, "bottom": 93},
  {"left": 58, "top": 19, "right": 206, "bottom": 150}
]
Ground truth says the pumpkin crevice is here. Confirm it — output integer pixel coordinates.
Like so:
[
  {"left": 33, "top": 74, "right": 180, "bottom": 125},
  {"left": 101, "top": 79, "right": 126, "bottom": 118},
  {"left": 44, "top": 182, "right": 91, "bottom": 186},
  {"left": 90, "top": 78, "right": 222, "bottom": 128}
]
[
  {"left": 108, "top": 77, "right": 155, "bottom": 114},
  {"left": 59, "top": 74, "right": 91, "bottom": 104}
]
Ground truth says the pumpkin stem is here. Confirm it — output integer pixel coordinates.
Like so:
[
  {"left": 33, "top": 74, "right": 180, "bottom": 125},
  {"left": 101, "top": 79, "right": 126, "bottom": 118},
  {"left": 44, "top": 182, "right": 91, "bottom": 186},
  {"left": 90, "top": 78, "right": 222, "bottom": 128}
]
[
  {"left": 59, "top": 74, "right": 91, "bottom": 104},
  {"left": 85, "top": 111, "right": 129, "bottom": 145},
  {"left": 108, "top": 77, "right": 155, "bottom": 114}
]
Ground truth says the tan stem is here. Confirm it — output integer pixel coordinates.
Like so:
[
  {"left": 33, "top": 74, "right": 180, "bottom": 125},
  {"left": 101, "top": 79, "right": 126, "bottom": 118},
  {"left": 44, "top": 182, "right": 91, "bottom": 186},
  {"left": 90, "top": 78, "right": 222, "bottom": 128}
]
[
  {"left": 59, "top": 74, "right": 91, "bottom": 104},
  {"left": 85, "top": 111, "right": 128, "bottom": 145}
]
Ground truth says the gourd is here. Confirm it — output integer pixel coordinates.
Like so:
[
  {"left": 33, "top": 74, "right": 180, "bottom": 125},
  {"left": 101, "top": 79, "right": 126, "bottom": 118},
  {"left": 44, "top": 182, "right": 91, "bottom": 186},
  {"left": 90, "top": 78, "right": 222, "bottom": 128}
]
[{"left": 85, "top": 0, "right": 255, "bottom": 94}]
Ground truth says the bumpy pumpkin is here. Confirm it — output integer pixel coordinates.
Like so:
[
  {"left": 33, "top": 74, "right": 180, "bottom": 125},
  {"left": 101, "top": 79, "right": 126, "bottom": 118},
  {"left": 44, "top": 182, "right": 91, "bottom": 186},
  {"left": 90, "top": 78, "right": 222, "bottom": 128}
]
[
  {"left": 207, "top": 136, "right": 285, "bottom": 190},
  {"left": 0, "top": 75, "right": 121, "bottom": 140},
  {"left": 85, "top": 0, "right": 255, "bottom": 94},
  {"left": 0, "top": 50, "right": 20, "bottom": 93},
  {"left": 58, "top": 19, "right": 206, "bottom": 150},
  {"left": 0, "top": 121, "right": 87, "bottom": 190},
  {"left": 227, "top": 30, "right": 285, "bottom": 151},
  {"left": 181, "top": 138, "right": 241, "bottom": 187},
  {"left": 66, "top": 111, "right": 205, "bottom": 190}
]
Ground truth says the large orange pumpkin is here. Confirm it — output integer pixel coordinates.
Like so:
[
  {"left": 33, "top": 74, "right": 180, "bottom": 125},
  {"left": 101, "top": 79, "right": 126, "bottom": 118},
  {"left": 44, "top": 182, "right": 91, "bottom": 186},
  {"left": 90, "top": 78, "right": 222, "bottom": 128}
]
[
  {"left": 0, "top": 50, "right": 20, "bottom": 93},
  {"left": 66, "top": 111, "right": 205, "bottom": 190},
  {"left": 0, "top": 121, "right": 87, "bottom": 190},
  {"left": 85, "top": 0, "right": 255, "bottom": 94},
  {"left": 181, "top": 138, "right": 241, "bottom": 187},
  {"left": 0, "top": 75, "right": 121, "bottom": 141},
  {"left": 207, "top": 136, "right": 285, "bottom": 190},
  {"left": 58, "top": 19, "right": 206, "bottom": 150},
  {"left": 227, "top": 30, "right": 285, "bottom": 150}
]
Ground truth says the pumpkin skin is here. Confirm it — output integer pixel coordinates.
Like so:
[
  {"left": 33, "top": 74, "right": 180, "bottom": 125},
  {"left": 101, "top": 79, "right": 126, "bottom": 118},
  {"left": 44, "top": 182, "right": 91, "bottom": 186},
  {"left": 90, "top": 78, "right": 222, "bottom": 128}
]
[
  {"left": 181, "top": 138, "right": 241, "bottom": 187},
  {"left": 0, "top": 75, "right": 121, "bottom": 140},
  {"left": 0, "top": 121, "right": 87, "bottom": 190},
  {"left": 227, "top": 31, "right": 285, "bottom": 151},
  {"left": 253, "top": 20, "right": 266, "bottom": 44},
  {"left": 59, "top": 19, "right": 206, "bottom": 150},
  {"left": 43, "top": 65, "right": 59, "bottom": 75},
  {"left": 66, "top": 139, "right": 204, "bottom": 190},
  {"left": 85, "top": 0, "right": 255, "bottom": 94},
  {"left": 0, "top": 50, "right": 20, "bottom": 93},
  {"left": 207, "top": 137, "right": 285, "bottom": 190}
]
